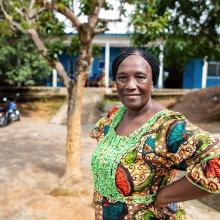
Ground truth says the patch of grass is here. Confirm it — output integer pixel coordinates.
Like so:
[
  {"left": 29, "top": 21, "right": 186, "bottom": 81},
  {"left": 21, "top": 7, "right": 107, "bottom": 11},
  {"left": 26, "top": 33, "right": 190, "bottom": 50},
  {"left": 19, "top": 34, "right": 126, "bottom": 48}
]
[{"left": 18, "top": 97, "right": 65, "bottom": 119}]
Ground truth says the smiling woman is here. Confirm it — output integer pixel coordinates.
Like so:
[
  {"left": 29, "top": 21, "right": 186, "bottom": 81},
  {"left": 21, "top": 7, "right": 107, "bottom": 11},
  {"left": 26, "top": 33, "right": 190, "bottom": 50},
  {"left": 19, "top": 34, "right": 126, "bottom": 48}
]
[
  {"left": 115, "top": 55, "right": 153, "bottom": 112},
  {"left": 90, "top": 49, "right": 220, "bottom": 220}
]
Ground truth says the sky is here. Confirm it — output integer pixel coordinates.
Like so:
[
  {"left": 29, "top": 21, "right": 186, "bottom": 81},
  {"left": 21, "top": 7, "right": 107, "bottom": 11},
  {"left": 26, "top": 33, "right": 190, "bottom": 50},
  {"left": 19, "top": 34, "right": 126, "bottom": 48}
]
[{"left": 56, "top": 0, "right": 133, "bottom": 34}]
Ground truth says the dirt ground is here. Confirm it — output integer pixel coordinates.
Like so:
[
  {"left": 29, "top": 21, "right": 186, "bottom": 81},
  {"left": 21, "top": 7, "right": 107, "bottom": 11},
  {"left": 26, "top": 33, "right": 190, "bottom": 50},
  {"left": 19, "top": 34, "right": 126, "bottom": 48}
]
[
  {"left": 172, "top": 86, "right": 220, "bottom": 123},
  {"left": 0, "top": 118, "right": 96, "bottom": 220}
]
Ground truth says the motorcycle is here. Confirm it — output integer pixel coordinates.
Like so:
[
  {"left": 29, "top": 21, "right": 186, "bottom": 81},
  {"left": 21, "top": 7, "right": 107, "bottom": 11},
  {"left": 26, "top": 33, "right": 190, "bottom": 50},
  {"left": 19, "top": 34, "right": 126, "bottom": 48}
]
[
  {"left": 0, "top": 93, "right": 20, "bottom": 127},
  {"left": 0, "top": 110, "right": 7, "bottom": 127}
]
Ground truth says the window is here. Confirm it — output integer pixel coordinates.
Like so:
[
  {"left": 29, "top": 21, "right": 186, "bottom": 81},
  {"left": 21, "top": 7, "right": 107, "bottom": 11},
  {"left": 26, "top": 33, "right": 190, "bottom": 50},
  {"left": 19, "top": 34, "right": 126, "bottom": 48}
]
[
  {"left": 208, "top": 62, "right": 220, "bottom": 76},
  {"left": 98, "top": 61, "right": 105, "bottom": 70}
]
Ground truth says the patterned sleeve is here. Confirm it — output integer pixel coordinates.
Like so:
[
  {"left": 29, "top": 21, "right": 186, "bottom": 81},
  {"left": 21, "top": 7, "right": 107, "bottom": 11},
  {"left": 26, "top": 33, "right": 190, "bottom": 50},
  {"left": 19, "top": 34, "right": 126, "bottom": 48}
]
[
  {"left": 155, "top": 113, "right": 220, "bottom": 193},
  {"left": 90, "top": 106, "right": 119, "bottom": 142}
]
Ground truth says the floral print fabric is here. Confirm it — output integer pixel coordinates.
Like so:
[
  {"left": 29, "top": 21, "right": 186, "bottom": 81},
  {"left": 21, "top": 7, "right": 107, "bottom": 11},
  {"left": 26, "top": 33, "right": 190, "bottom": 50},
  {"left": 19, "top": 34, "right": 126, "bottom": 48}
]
[{"left": 91, "top": 106, "right": 220, "bottom": 220}]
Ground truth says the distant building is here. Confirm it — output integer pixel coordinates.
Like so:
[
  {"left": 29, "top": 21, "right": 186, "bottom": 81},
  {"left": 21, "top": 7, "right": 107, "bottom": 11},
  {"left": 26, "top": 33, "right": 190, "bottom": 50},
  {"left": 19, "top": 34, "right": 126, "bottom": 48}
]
[
  {"left": 48, "top": 33, "right": 131, "bottom": 87},
  {"left": 183, "top": 59, "right": 220, "bottom": 88},
  {"left": 48, "top": 33, "right": 220, "bottom": 89},
  {"left": 48, "top": 33, "right": 164, "bottom": 89}
]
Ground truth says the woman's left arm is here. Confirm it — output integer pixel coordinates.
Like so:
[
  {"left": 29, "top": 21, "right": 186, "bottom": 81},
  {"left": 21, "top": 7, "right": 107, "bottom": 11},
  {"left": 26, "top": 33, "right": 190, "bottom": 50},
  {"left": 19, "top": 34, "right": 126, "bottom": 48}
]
[
  {"left": 154, "top": 115, "right": 220, "bottom": 208},
  {"left": 154, "top": 176, "right": 210, "bottom": 208}
]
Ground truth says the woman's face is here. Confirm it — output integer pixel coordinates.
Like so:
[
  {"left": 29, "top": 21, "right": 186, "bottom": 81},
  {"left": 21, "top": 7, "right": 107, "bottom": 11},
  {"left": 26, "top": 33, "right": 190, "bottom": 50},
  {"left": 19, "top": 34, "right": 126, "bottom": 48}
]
[{"left": 115, "top": 54, "right": 153, "bottom": 111}]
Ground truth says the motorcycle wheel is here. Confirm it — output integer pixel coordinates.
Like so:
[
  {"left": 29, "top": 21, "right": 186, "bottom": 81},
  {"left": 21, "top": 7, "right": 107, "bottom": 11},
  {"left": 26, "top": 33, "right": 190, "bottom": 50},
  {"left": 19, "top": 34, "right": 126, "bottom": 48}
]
[
  {"left": 0, "top": 115, "right": 8, "bottom": 127},
  {"left": 15, "top": 110, "right": 20, "bottom": 121}
]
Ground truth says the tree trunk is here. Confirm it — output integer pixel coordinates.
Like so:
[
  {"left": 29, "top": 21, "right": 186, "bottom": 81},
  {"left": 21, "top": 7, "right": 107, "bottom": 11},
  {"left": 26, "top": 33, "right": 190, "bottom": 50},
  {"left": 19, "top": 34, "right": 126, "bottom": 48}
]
[
  {"left": 61, "top": 40, "right": 92, "bottom": 185},
  {"left": 27, "top": 26, "right": 93, "bottom": 189},
  {"left": 61, "top": 73, "right": 87, "bottom": 184},
  {"left": 27, "top": 24, "right": 96, "bottom": 191}
]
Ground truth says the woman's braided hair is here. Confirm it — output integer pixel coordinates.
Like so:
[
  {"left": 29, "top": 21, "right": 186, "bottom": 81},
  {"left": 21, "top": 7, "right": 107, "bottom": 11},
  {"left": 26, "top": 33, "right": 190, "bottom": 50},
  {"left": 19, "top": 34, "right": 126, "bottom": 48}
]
[{"left": 112, "top": 48, "right": 159, "bottom": 86}]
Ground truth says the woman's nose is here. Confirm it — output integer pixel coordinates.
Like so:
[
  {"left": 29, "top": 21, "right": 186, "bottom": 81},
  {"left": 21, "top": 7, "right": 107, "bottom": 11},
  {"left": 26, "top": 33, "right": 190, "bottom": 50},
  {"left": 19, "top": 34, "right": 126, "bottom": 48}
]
[{"left": 125, "top": 78, "right": 137, "bottom": 89}]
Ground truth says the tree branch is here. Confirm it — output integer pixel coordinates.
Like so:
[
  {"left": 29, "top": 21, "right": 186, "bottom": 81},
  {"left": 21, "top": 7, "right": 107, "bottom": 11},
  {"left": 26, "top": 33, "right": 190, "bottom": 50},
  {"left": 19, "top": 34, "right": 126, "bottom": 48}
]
[
  {"left": 27, "top": 28, "right": 70, "bottom": 87},
  {"left": 57, "top": 8, "right": 81, "bottom": 31},
  {"left": 29, "top": 0, "right": 35, "bottom": 11},
  {"left": 40, "top": 1, "right": 81, "bottom": 31},
  {"left": 16, "top": 8, "right": 25, "bottom": 17},
  {"left": 27, "top": 28, "right": 48, "bottom": 56},
  {"left": 88, "top": 0, "right": 104, "bottom": 29},
  {"left": 98, "top": 17, "right": 122, "bottom": 23},
  {"left": 90, "top": 0, "right": 124, "bottom": 31},
  {"left": 8, "top": 1, "right": 25, "bottom": 17},
  {"left": 6, "top": 0, "right": 29, "bottom": 26},
  {"left": 0, "top": 0, "right": 25, "bottom": 33},
  {"left": 118, "top": 0, "right": 125, "bottom": 20},
  {"left": 94, "top": 26, "right": 108, "bottom": 34},
  {"left": 28, "top": 7, "right": 47, "bottom": 19},
  {"left": 97, "top": 0, "right": 125, "bottom": 24},
  {"left": 27, "top": 0, "right": 46, "bottom": 19}
]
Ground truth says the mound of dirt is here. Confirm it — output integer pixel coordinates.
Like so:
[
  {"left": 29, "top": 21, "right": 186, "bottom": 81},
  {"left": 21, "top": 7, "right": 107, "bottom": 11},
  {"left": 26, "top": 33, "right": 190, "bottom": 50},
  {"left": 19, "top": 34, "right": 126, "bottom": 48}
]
[{"left": 172, "top": 86, "right": 220, "bottom": 122}]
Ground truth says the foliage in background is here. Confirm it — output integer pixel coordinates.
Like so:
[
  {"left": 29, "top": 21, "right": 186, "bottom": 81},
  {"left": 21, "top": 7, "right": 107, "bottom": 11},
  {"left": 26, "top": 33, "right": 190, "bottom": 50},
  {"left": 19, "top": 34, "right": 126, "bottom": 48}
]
[
  {"left": 127, "top": 0, "right": 170, "bottom": 45},
  {"left": 130, "top": 0, "right": 220, "bottom": 87},
  {"left": 0, "top": 5, "right": 67, "bottom": 86},
  {"left": 0, "top": 1, "right": 102, "bottom": 86},
  {"left": 0, "top": 34, "right": 51, "bottom": 86}
]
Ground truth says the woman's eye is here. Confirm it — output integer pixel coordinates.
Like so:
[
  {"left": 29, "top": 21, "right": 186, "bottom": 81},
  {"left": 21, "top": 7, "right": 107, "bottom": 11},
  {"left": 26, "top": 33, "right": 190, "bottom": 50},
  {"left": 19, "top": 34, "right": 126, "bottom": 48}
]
[
  {"left": 136, "top": 75, "right": 147, "bottom": 81},
  {"left": 137, "top": 76, "right": 146, "bottom": 79},
  {"left": 117, "top": 76, "right": 127, "bottom": 81}
]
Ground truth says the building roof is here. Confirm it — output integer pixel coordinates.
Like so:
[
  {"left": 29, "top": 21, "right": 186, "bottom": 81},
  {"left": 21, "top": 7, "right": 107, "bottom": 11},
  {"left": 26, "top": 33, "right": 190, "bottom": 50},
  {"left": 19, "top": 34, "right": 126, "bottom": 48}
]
[{"left": 92, "top": 33, "right": 131, "bottom": 47}]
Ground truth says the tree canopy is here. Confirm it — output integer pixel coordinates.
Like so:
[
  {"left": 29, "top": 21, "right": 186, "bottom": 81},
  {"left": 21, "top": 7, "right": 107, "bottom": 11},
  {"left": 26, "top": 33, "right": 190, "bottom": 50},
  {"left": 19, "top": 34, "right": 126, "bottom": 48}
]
[
  {"left": 130, "top": 0, "right": 220, "bottom": 87},
  {"left": 0, "top": 34, "right": 51, "bottom": 86},
  {"left": 0, "top": 1, "right": 66, "bottom": 86}
]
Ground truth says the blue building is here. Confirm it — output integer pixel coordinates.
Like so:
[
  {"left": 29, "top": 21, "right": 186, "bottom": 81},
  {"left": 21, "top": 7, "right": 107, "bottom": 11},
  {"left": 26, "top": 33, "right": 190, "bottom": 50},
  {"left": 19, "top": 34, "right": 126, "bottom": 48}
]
[
  {"left": 51, "top": 33, "right": 134, "bottom": 88},
  {"left": 50, "top": 33, "right": 220, "bottom": 89},
  {"left": 183, "top": 59, "right": 220, "bottom": 89}
]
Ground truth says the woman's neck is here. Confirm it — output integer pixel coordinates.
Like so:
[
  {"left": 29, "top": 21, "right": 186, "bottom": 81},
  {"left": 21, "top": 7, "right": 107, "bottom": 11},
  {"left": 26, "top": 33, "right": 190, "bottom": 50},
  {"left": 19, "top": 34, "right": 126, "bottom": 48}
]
[{"left": 125, "top": 99, "right": 153, "bottom": 119}]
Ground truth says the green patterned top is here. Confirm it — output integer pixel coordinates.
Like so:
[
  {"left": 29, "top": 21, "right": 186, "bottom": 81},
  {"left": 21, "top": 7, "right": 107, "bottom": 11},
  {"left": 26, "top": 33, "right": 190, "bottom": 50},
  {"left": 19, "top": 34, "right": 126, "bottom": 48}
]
[
  {"left": 91, "top": 106, "right": 220, "bottom": 220},
  {"left": 91, "top": 105, "right": 168, "bottom": 204}
]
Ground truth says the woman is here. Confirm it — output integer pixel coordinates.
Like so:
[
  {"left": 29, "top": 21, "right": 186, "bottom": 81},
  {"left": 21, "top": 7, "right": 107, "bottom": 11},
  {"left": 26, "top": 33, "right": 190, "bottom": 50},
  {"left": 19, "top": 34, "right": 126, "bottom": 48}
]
[{"left": 91, "top": 49, "right": 220, "bottom": 220}]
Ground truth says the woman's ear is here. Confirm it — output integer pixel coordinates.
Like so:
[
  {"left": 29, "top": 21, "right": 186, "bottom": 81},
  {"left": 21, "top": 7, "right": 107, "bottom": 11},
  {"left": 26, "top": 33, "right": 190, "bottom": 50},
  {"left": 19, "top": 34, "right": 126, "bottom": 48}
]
[{"left": 151, "top": 84, "right": 154, "bottom": 95}]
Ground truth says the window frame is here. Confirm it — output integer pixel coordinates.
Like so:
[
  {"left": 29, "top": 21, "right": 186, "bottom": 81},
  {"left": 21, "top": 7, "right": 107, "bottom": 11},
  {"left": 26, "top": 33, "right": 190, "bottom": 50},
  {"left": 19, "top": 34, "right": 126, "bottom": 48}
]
[{"left": 207, "top": 61, "right": 220, "bottom": 77}]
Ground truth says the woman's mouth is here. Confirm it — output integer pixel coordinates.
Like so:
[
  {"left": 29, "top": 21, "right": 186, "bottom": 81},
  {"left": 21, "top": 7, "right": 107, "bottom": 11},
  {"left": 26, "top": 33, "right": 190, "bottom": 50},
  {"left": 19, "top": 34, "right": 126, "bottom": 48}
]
[{"left": 124, "top": 94, "right": 141, "bottom": 96}]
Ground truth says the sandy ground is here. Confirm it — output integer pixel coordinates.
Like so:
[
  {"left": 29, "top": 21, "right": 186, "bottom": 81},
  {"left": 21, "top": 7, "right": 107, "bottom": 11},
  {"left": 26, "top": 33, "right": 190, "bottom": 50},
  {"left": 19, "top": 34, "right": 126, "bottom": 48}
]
[{"left": 0, "top": 118, "right": 220, "bottom": 220}]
